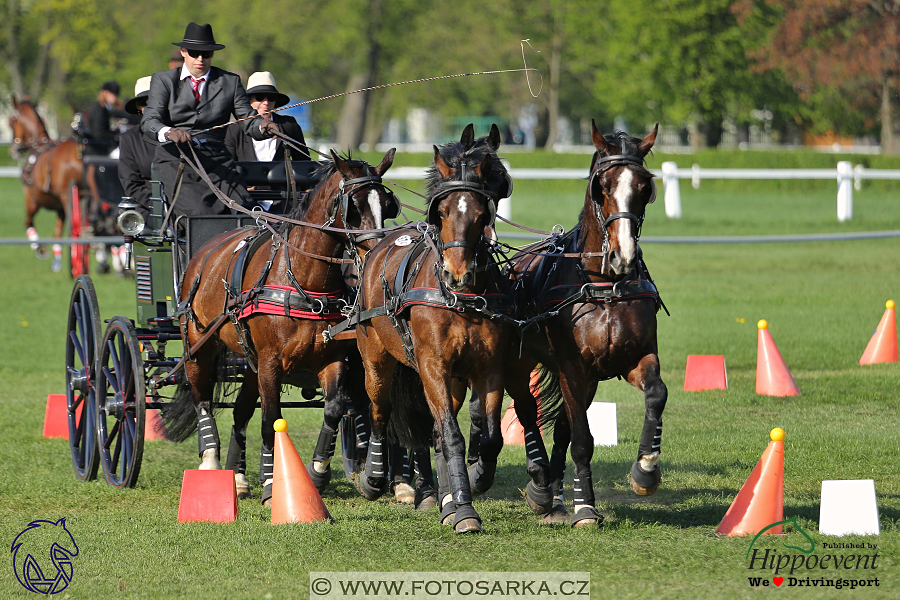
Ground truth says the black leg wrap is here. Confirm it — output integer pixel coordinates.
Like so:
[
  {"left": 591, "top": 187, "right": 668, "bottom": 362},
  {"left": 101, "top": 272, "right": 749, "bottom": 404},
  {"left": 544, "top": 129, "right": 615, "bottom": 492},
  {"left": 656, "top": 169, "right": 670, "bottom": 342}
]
[
  {"left": 440, "top": 498, "right": 457, "bottom": 525},
  {"left": 306, "top": 461, "right": 332, "bottom": 493},
  {"left": 261, "top": 482, "right": 272, "bottom": 505},
  {"left": 224, "top": 425, "right": 247, "bottom": 473},
  {"left": 638, "top": 418, "right": 663, "bottom": 458},
  {"left": 312, "top": 424, "right": 338, "bottom": 462},
  {"left": 572, "top": 469, "right": 595, "bottom": 508},
  {"left": 259, "top": 443, "right": 274, "bottom": 485},
  {"left": 355, "top": 437, "right": 386, "bottom": 500},
  {"left": 549, "top": 444, "right": 566, "bottom": 494},
  {"left": 524, "top": 426, "right": 550, "bottom": 487},
  {"left": 412, "top": 448, "right": 437, "bottom": 509},
  {"left": 446, "top": 454, "right": 472, "bottom": 506},
  {"left": 467, "top": 426, "right": 482, "bottom": 466},
  {"left": 525, "top": 480, "right": 554, "bottom": 515},
  {"left": 570, "top": 505, "right": 604, "bottom": 528},
  {"left": 389, "top": 445, "right": 411, "bottom": 486},
  {"left": 196, "top": 409, "right": 220, "bottom": 458},
  {"left": 630, "top": 460, "right": 662, "bottom": 488},
  {"left": 467, "top": 459, "right": 496, "bottom": 496}
]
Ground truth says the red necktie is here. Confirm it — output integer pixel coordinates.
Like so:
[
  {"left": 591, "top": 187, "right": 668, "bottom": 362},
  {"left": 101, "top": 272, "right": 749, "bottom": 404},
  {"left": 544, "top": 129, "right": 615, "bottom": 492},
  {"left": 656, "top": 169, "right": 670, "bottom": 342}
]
[{"left": 190, "top": 77, "right": 204, "bottom": 106}]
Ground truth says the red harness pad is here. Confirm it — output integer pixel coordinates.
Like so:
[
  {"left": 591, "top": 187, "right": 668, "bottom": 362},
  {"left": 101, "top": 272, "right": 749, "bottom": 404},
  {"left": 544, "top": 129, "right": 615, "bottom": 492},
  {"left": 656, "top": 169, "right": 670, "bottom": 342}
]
[{"left": 238, "top": 285, "right": 345, "bottom": 320}]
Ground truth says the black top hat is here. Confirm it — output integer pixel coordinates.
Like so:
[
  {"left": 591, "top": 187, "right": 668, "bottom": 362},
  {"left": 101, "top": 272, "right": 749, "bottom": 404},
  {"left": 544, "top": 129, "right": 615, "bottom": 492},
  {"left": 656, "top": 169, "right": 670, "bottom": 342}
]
[{"left": 173, "top": 22, "right": 225, "bottom": 52}]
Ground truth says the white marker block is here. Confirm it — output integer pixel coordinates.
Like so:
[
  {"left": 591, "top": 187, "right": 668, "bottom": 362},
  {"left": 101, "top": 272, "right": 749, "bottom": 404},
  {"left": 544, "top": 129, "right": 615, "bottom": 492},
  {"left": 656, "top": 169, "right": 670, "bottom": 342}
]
[
  {"left": 587, "top": 402, "right": 617, "bottom": 446},
  {"left": 819, "top": 479, "right": 880, "bottom": 536}
]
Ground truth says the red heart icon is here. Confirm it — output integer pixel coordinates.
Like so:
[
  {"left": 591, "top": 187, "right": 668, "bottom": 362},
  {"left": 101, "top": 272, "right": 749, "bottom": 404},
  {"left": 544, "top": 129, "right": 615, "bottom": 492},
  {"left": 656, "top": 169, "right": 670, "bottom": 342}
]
[{"left": 773, "top": 577, "right": 784, "bottom": 586}]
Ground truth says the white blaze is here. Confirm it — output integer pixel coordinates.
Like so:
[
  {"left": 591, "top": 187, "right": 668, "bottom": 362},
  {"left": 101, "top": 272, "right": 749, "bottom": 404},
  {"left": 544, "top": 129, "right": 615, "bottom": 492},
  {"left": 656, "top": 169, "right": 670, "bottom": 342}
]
[
  {"left": 368, "top": 189, "right": 382, "bottom": 227},
  {"left": 457, "top": 196, "right": 469, "bottom": 214},
  {"left": 613, "top": 169, "right": 635, "bottom": 261}
]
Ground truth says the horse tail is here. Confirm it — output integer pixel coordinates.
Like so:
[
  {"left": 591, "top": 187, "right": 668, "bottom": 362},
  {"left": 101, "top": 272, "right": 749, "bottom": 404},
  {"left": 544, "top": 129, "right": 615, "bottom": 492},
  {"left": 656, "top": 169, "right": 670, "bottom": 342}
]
[
  {"left": 157, "top": 349, "right": 228, "bottom": 442},
  {"left": 386, "top": 363, "right": 435, "bottom": 449},
  {"left": 534, "top": 364, "right": 563, "bottom": 429}
]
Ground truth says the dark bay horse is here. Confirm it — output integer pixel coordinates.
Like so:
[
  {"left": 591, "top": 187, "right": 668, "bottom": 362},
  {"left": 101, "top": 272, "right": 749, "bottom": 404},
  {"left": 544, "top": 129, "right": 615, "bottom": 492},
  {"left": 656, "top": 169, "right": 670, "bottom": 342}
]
[
  {"left": 8, "top": 97, "right": 83, "bottom": 271},
  {"left": 505, "top": 122, "right": 667, "bottom": 527},
  {"left": 162, "top": 150, "right": 397, "bottom": 503},
  {"left": 353, "top": 125, "right": 513, "bottom": 533}
]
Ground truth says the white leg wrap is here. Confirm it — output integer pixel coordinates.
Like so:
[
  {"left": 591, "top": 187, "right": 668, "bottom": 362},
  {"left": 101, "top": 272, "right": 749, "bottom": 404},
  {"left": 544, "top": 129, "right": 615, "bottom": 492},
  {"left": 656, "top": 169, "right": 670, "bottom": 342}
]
[
  {"left": 639, "top": 451, "right": 660, "bottom": 472},
  {"left": 199, "top": 448, "right": 221, "bottom": 470},
  {"left": 313, "top": 458, "right": 331, "bottom": 474}
]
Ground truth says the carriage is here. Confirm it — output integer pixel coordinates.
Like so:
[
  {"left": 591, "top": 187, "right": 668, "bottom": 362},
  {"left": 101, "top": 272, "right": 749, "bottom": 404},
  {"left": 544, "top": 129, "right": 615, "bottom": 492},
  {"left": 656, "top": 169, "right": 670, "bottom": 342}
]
[{"left": 63, "top": 159, "right": 365, "bottom": 489}]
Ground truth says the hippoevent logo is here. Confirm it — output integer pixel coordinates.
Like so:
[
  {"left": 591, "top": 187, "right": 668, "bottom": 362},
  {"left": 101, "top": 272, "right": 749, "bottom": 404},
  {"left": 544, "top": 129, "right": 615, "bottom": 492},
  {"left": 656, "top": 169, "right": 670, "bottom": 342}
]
[
  {"left": 10, "top": 518, "right": 79, "bottom": 595},
  {"left": 746, "top": 517, "right": 880, "bottom": 590}
]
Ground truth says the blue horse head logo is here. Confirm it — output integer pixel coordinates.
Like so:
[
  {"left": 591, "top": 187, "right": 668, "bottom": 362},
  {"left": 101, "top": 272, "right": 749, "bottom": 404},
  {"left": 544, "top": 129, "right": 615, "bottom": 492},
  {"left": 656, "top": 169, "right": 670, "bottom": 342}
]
[{"left": 11, "top": 518, "right": 79, "bottom": 595}]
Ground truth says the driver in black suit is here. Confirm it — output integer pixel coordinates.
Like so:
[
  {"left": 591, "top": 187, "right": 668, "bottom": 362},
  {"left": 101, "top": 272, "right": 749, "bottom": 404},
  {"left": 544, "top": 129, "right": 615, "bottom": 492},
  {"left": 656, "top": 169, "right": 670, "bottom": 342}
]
[{"left": 141, "top": 22, "right": 280, "bottom": 216}]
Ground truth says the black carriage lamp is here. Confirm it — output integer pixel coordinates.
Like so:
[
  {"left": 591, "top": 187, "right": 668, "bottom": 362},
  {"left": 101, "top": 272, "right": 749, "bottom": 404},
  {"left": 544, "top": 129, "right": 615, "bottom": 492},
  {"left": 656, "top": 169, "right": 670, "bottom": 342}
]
[{"left": 117, "top": 198, "right": 144, "bottom": 271}]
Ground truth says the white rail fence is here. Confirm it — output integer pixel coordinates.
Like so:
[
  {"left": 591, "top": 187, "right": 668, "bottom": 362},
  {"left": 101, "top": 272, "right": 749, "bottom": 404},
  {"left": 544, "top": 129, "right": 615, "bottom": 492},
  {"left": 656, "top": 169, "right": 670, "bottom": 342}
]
[{"left": 390, "top": 163, "right": 899, "bottom": 223}]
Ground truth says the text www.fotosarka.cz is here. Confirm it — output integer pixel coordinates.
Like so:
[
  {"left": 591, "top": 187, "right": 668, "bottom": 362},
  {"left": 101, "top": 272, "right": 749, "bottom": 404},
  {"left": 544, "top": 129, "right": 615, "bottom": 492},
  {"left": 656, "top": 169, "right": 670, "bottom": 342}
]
[{"left": 309, "top": 572, "right": 591, "bottom": 599}]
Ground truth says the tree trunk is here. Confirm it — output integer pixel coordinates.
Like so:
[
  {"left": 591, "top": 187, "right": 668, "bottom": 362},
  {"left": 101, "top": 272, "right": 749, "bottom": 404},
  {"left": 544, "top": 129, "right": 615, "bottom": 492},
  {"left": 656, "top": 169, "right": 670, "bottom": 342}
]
[
  {"left": 543, "top": 14, "right": 562, "bottom": 150},
  {"left": 4, "top": 0, "right": 26, "bottom": 96},
  {"left": 335, "top": 0, "right": 384, "bottom": 149},
  {"left": 881, "top": 76, "right": 899, "bottom": 155}
]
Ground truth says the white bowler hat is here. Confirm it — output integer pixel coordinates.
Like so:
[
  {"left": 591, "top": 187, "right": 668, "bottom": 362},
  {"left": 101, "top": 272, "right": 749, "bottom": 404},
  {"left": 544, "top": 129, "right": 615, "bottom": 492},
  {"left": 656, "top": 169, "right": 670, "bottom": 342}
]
[
  {"left": 245, "top": 72, "right": 290, "bottom": 108},
  {"left": 125, "top": 76, "right": 152, "bottom": 114}
]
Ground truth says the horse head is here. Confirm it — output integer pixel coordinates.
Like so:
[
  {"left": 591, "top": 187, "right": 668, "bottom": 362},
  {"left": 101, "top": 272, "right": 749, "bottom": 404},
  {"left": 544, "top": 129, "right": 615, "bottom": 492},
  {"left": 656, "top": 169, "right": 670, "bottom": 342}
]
[
  {"left": 587, "top": 120, "right": 658, "bottom": 278},
  {"left": 320, "top": 148, "right": 397, "bottom": 253},
  {"left": 8, "top": 96, "right": 50, "bottom": 159},
  {"left": 426, "top": 124, "right": 510, "bottom": 292}
]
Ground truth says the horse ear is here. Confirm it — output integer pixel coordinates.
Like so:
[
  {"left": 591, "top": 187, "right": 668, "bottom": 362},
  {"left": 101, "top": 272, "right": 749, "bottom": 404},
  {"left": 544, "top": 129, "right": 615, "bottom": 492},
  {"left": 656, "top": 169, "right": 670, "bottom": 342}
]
[
  {"left": 433, "top": 145, "right": 454, "bottom": 180},
  {"left": 591, "top": 119, "right": 611, "bottom": 154},
  {"left": 476, "top": 152, "right": 492, "bottom": 182},
  {"left": 639, "top": 123, "right": 659, "bottom": 155},
  {"left": 488, "top": 123, "right": 501, "bottom": 150},
  {"left": 331, "top": 150, "right": 352, "bottom": 177},
  {"left": 374, "top": 147, "right": 396, "bottom": 176},
  {"left": 460, "top": 123, "right": 475, "bottom": 149}
]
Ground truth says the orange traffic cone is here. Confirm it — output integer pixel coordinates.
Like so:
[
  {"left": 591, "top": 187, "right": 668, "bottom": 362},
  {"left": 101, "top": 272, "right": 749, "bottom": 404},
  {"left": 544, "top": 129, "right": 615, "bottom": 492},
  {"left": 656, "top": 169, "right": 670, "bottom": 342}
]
[
  {"left": 756, "top": 320, "right": 800, "bottom": 396},
  {"left": 271, "top": 419, "right": 332, "bottom": 524},
  {"left": 859, "top": 300, "right": 898, "bottom": 365},
  {"left": 716, "top": 428, "right": 785, "bottom": 536}
]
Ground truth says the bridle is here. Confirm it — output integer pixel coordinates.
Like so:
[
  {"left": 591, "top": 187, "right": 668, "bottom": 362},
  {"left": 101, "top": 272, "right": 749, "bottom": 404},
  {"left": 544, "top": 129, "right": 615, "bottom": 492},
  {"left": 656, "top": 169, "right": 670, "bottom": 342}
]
[
  {"left": 8, "top": 109, "right": 52, "bottom": 159},
  {"left": 329, "top": 170, "right": 400, "bottom": 246},
  {"left": 588, "top": 154, "right": 656, "bottom": 254}
]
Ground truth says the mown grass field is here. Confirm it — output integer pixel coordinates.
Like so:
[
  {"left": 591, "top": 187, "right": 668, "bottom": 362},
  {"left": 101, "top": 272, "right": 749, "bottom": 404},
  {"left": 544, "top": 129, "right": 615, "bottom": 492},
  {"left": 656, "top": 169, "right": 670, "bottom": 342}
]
[{"left": 1, "top": 153, "right": 899, "bottom": 600}]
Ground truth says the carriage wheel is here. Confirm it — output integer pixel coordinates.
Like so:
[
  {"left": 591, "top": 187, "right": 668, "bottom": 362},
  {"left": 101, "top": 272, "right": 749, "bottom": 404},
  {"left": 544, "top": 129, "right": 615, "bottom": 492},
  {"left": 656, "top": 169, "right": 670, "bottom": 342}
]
[
  {"left": 95, "top": 316, "right": 145, "bottom": 488},
  {"left": 66, "top": 275, "right": 100, "bottom": 481},
  {"left": 67, "top": 184, "right": 89, "bottom": 279}
]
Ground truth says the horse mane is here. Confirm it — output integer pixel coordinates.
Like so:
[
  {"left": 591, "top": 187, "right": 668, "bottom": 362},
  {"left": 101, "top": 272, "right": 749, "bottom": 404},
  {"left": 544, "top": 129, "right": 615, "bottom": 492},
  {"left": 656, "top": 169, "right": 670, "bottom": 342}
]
[
  {"left": 424, "top": 134, "right": 508, "bottom": 202},
  {"left": 276, "top": 153, "right": 369, "bottom": 234}
]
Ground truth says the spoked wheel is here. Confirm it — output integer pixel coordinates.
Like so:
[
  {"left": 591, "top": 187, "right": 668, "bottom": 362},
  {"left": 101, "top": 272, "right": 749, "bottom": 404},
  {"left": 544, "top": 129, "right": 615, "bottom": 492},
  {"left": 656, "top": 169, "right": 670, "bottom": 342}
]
[
  {"left": 66, "top": 275, "right": 100, "bottom": 481},
  {"left": 95, "top": 316, "right": 145, "bottom": 488},
  {"left": 67, "top": 184, "right": 89, "bottom": 279}
]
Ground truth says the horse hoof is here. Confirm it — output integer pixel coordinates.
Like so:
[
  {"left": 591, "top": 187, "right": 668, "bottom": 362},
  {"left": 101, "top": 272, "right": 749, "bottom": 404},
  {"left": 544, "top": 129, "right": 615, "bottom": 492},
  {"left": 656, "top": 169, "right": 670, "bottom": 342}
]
[
  {"left": 306, "top": 462, "right": 332, "bottom": 493},
  {"left": 454, "top": 518, "right": 483, "bottom": 534},
  {"left": 441, "top": 512, "right": 456, "bottom": 526},
  {"left": 415, "top": 492, "right": 438, "bottom": 511},
  {"left": 524, "top": 481, "right": 554, "bottom": 515},
  {"left": 570, "top": 506, "right": 604, "bottom": 528},
  {"left": 540, "top": 499, "right": 569, "bottom": 525},
  {"left": 235, "top": 473, "right": 252, "bottom": 499},
  {"left": 630, "top": 461, "right": 662, "bottom": 496},
  {"left": 393, "top": 482, "right": 415, "bottom": 504},
  {"left": 355, "top": 475, "right": 386, "bottom": 501}
]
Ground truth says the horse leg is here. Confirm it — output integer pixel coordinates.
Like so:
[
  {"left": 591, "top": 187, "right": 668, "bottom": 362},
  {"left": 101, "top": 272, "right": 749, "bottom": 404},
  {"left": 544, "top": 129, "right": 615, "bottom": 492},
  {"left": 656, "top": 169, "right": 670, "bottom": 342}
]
[
  {"left": 542, "top": 411, "right": 571, "bottom": 524},
  {"left": 51, "top": 205, "right": 65, "bottom": 273},
  {"left": 626, "top": 354, "right": 668, "bottom": 496},
  {"left": 356, "top": 352, "right": 394, "bottom": 501},
  {"left": 388, "top": 444, "right": 415, "bottom": 504},
  {"left": 466, "top": 376, "right": 504, "bottom": 497},
  {"left": 183, "top": 350, "right": 222, "bottom": 470},
  {"left": 411, "top": 446, "right": 437, "bottom": 510},
  {"left": 558, "top": 372, "right": 603, "bottom": 528},
  {"left": 307, "top": 360, "right": 348, "bottom": 494},
  {"left": 24, "top": 190, "right": 47, "bottom": 260},
  {"left": 461, "top": 380, "right": 481, "bottom": 466},
  {"left": 256, "top": 359, "right": 283, "bottom": 506},
  {"left": 225, "top": 371, "right": 258, "bottom": 499},
  {"left": 420, "top": 359, "right": 481, "bottom": 534},
  {"left": 506, "top": 359, "right": 555, "bottom": 516}
]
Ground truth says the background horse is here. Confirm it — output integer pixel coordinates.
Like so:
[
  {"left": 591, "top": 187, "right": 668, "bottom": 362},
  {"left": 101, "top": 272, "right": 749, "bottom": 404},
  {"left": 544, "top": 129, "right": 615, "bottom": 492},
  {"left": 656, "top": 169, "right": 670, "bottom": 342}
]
[
  {"left": 354, "top": 124, "right": 512, "bottom": 533},
  {"left": 161, "top": 150, "right": 397, "bottom": 504},
  {"left": 8, "top": 96, "right": 83, "bottom": 271},
  {"left": 505, "top": 122, "right": 666, "bottom": 527}
]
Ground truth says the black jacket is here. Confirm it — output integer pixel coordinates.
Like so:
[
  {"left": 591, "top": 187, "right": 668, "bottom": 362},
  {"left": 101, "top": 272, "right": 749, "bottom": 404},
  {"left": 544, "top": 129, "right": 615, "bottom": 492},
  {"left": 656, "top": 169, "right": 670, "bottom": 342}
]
[
  {"left": 224, "top": 113, "right": 309, "bottom": 162},
  {"left": 117, "top": 126, "right": 157, "bottom": 217}
]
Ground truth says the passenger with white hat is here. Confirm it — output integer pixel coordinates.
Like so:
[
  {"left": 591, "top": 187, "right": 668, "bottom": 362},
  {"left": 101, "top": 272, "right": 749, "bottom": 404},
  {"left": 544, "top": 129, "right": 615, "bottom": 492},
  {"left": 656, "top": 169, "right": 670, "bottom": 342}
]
[
  {"left": 225, "top": 71, "right": 309, "bottom": 162},
  {"left": 119, "top": 76, "right": 157, "bottom": 218}
]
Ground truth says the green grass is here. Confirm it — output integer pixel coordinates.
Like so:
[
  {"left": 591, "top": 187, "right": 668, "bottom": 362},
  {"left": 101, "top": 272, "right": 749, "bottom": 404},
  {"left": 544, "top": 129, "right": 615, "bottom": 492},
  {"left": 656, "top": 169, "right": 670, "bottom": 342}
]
[{"left": 1, "top": 173, "right": 899, "bottom": 599}]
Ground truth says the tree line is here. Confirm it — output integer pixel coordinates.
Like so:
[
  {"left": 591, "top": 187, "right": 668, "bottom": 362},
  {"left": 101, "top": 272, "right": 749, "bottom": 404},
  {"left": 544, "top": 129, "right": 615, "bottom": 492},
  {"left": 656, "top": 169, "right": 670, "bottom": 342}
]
[{"left": 3, "top": 0, "right": 898, "bottom": 152}]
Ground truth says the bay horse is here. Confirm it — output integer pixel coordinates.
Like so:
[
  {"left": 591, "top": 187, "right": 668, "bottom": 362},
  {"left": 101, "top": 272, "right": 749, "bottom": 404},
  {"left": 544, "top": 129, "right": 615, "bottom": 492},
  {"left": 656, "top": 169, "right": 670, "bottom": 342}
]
[
  {"left": 8, "top": 96, "right": 83, "bottom": 271},
  {"left": 161, "top": 149, "right": 397, "bottom": 504},
  {"left": 505, "top": 122, "right": 667, "bottom": 527},
  {"left": 353, "top": 124, "right": 513, "bottom": 533}
]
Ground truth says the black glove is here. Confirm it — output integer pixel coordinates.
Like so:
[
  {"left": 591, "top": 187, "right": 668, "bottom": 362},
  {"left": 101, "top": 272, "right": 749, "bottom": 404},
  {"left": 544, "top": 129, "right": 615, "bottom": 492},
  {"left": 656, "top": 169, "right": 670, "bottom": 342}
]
[
  {"left": 262, "top": 120, "right": 281, "bottom": 137},
  {"left": 164, "top": 128, "right": 192, "bottom": 144}
]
